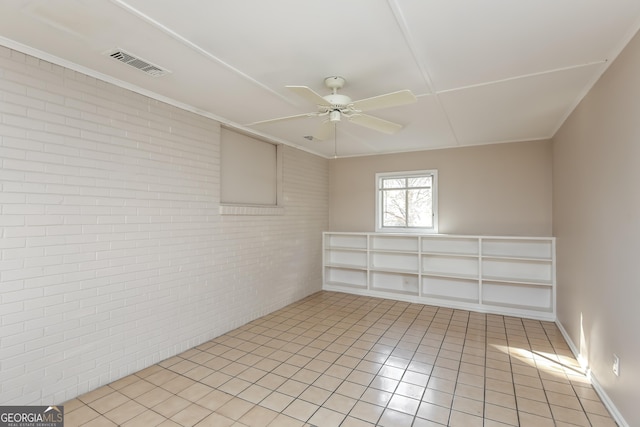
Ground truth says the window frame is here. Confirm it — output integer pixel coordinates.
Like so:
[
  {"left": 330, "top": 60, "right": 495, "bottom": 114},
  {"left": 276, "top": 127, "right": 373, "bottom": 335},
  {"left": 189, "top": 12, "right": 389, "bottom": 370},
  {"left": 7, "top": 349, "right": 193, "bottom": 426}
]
[
  {"left": 375, "top": 169, "right": 438, "bottom": 234},
  {"left": 219, "top": 127, "right": 284, "bottom": 216}
]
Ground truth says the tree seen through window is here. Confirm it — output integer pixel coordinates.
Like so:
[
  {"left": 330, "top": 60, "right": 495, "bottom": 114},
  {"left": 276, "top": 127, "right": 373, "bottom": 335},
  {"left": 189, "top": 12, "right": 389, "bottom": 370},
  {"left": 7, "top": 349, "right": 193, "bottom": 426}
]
[{"left": 377, "top": 171, "right": 437, "bottom": 232}]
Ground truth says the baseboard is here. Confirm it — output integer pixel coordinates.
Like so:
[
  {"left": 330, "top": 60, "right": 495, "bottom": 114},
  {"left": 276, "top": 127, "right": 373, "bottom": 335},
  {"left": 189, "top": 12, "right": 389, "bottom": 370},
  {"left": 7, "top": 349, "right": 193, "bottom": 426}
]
[{"left": 555, "top": 320, "right": 628, "bottom": 427}]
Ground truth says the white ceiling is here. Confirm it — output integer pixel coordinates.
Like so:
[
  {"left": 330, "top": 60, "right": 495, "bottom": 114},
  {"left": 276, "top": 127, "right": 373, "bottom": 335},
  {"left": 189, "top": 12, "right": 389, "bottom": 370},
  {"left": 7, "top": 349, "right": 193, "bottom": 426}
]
[{"left": 1, "top": 0, "right": 640, "bottom": 158}]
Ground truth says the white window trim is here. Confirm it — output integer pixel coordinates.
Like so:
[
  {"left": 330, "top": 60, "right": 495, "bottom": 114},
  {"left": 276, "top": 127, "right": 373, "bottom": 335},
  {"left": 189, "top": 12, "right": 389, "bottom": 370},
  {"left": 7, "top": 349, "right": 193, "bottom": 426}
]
[
  {"left": 375, "top": 169, "right": 438, "bottom": 234},
  {"left": 219, "top": 204, "right": 285, "bottom": 216}
]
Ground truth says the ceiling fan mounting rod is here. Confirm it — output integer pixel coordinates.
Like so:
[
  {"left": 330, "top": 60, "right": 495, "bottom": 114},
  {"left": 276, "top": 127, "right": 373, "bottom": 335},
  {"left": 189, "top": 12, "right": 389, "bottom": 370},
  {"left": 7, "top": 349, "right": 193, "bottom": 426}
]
[{"left": 324, "top": 76, "right": 346, "bottom": 91}]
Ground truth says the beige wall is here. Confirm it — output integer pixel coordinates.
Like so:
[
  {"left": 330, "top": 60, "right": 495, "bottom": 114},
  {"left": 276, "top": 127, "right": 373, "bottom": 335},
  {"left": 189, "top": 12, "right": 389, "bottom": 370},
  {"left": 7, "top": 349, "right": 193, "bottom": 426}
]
[
  {"left": 330, "top": 140, "right": 553, "bottom": 236},
  {"left": 552, "top": 30, "right": 640, "bottom": 426}
]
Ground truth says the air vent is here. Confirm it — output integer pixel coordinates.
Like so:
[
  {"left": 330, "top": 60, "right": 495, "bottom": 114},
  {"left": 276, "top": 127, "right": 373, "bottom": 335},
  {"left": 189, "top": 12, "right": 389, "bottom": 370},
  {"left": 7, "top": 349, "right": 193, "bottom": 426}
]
[{"left": 105, "top": 48, "right": 170, "bottom": 77}]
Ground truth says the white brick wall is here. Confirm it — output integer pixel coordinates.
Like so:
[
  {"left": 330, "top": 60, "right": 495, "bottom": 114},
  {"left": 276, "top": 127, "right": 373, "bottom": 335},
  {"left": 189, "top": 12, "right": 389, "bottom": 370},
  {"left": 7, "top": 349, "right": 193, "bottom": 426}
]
[{"left": 0, "top": 46, "right": 329, "bottom": 404}]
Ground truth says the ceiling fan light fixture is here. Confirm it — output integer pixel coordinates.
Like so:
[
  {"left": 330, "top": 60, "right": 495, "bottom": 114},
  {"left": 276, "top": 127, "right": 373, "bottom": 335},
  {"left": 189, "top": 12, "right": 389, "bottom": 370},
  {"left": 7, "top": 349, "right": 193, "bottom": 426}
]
[{"left": 329, "top": 110, "right": 341, "bottom": 122}]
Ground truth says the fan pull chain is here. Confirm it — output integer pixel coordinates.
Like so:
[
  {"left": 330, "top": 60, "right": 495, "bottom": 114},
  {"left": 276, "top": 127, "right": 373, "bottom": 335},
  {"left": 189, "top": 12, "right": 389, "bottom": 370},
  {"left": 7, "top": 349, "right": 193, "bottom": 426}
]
[{"left": 333, "top": 123, "right": 338, "bottom": 159}]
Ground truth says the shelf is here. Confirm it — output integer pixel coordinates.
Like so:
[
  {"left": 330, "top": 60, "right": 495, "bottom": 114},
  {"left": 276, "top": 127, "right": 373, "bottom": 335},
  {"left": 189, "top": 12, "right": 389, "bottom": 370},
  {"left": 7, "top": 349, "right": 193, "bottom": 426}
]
[
  {"left": 422, "top": 276, "right": 479, "bottom": 302},
  {"left": 370, "top": 235, "right": 419, "bottom": 252},
  {"left": 370, "top": 271, "right": 419, "bottom": 295},
  {"left": 370, "top": 248, "right": 419, "bottom": 254},
  {"left": 370, "top": 267, "right": 419, "bottom": 274},
  {"left": 324, "top": 249, "right": 367, "bottom": 269},
  {"left": 370, "top": 251, "right": 419, "bottom": 273},
  {"left": 324, "top": 262, "right": 368, "bottom": 271},
  {"left": 481, "top": 300, "right": 554, "bottom": 313},
  {"left": 482, "top": 254, "right": 552, "bottom": 262},
  {"left": 422, "top": 251, "right": 478, "bottom": 258},
  {"left": 324, "top": 266, "right": 367, "bottom": 288},
  {"left": 482, "top": 238, "right": 553, "bottom": 259},
  {"left": 422, "top": 294, "right": 479, "bottom": 305},
  {"left": 325, "top": 233, "right": 368, "bottom": 251},
  {"left": 422, "top": 254, "right": 478, "bottom": 277},
  {"left": 322, "top": 232, "right": 555, "bottom": 320},
  {"left": 422, "top": 272, "right": 478, "bottom": 280},
  {"left": 371, "top": 287, "right": 420, "bottom": 296},
  {"left": 482, "top": 281, "right": 552, "bottom": 310},
  {"left": 324, "top": 281, "right": 367, "bottom": 290},
  {"left": 421, "top": 236, "right": 479, "bottom": 256},
  {"left": 482, "top": 276, "right": 553, "bottom": 286},
  {"left": 325, "top": 245, "right": 367, "bottom": 252},
  {"left": 482, "top": 258, "right": 552, "bottom": 283}
]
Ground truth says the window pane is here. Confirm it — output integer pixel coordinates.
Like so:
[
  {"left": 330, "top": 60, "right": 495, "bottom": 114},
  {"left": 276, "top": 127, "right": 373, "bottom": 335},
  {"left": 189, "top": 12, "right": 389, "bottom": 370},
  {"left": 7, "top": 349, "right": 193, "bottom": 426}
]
[
  {"left": 407, "top": 188, "right": 432, "bottom": 227},
  {"left": 376, "top": 170, "right": 437, "bottom": 232},
  {"left": 408, "top": 176, "right": 432, "bottom": 188},
  {"left": 382, "top": 190, "right": 406, "bottom": 226},
  {"left": 382, "top": 178, "right": 405, "bottom": 189}
]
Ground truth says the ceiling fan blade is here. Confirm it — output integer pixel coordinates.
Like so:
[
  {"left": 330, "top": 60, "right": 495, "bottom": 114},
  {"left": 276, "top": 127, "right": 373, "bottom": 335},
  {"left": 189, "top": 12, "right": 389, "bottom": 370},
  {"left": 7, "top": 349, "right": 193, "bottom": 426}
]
[
  {"left": 313, "top": 120, "right": 335, "bottom": 141},
  {"left": 246, "top": 112, "right": 318, "bottom": 126},
  {"left": 286, "top": 86, "right": 332, "bottom": 107},
  {"left": 348, "top": 114, "right": 403, "bottom": 134},
  {"left": 351, "top": 90, "right": 417, "bottom": 112}
]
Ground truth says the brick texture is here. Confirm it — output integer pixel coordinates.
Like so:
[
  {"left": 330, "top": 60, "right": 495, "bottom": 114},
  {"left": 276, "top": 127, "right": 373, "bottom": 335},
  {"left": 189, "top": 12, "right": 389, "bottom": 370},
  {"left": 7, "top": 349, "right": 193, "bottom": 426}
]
[{"left": 0, "top": 46, "right": 329, "bottom": 404}]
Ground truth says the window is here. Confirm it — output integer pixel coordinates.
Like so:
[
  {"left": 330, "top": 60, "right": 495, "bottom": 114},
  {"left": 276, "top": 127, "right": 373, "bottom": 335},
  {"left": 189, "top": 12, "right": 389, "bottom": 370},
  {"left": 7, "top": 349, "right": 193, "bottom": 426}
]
[
  {"left": 219, "top": 127, "right": 284, "bottom": 215},
  {"left": 220, "top": 127, "right": 280, "bottom": 206},
  {"left": 376, "top": 170, "right": 438, "bottom": 233}
]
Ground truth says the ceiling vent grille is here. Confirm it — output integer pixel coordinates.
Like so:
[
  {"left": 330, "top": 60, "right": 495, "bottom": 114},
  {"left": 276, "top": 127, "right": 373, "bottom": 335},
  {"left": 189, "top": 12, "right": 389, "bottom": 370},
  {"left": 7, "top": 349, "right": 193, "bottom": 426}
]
[{"left": 105, "top": 48, "right": 170, "bottom": 77}]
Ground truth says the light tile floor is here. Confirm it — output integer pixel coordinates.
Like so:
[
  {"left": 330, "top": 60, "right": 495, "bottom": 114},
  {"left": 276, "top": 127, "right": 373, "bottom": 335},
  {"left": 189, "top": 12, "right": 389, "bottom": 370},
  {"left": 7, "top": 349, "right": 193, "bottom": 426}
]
[{"left": 63, "top": 291, "right": 617, "bottom": 426}]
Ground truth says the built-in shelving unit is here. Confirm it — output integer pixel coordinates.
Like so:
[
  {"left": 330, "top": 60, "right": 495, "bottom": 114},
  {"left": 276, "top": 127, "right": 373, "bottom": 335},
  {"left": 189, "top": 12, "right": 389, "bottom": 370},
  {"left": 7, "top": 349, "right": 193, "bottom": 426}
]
[{"left": 323, "top": 232, "right": 556, "bottom": 320}]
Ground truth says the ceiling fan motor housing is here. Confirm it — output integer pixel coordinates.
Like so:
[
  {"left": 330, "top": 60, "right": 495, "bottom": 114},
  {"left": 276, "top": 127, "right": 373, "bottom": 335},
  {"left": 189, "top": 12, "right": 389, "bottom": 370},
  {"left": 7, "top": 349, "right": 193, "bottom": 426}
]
[{"left": 324, "top": 93, "right": 352, "bottom": 110}]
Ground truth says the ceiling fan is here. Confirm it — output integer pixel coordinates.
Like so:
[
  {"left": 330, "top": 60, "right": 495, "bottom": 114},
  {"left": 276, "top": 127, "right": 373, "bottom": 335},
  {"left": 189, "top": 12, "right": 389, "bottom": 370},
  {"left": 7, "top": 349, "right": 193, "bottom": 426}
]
[{"left": 247, "top": 76, "right": 417, "bottom": 140}]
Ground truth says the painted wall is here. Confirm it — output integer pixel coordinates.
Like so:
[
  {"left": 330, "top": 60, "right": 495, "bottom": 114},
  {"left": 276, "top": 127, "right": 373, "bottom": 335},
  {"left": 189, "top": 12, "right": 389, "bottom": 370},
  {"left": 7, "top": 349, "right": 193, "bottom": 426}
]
[
  {"left": 330, "top": 140, "right": 553, "bottom": 236},
  {"left": 552, "top": 29, "right": 640, "bottom": 427},
  {"left": 0, "top": 47, "right": 329, "bottom": 405}
]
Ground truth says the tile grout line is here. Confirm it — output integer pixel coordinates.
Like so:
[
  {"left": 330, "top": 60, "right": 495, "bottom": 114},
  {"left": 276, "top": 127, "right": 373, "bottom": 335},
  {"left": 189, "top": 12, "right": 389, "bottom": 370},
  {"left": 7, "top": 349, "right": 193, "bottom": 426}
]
[{"left": 61, "top": 291, "right": 618, "bottom": 427}]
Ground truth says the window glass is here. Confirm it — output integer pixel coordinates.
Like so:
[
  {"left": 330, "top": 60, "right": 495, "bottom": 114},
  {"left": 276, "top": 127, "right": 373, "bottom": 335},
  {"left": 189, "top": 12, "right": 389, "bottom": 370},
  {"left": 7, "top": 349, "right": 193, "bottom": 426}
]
[
  {"left": 376, "top": 170, "right": 438, "bottom": 233},
  {"left": 382, "top": 178, "right": 405, "bottom": 189}
]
